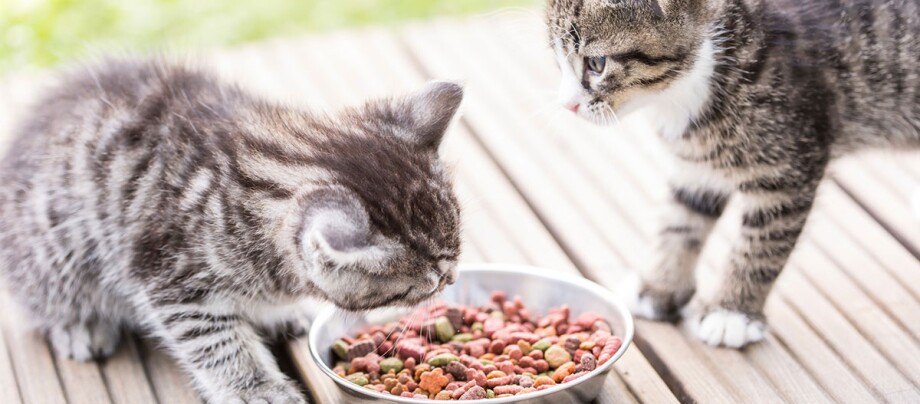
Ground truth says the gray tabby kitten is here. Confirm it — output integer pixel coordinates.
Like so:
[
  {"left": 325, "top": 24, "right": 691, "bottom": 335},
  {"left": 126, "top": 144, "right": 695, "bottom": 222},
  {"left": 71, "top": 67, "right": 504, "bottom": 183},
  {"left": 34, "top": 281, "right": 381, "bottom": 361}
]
[
  {"left": 0, "top": 59, "right": 463, "bottom": 402},
  {"left": 547, "top": 0, "right": 920, "bottom": 348}
]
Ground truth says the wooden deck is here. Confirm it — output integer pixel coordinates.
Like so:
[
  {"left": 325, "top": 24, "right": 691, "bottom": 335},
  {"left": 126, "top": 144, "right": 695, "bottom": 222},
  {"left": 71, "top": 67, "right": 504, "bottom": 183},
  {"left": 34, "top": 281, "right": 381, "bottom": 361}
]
[{"left": 2, "top": 12, "right": 920, "bottom": 403}]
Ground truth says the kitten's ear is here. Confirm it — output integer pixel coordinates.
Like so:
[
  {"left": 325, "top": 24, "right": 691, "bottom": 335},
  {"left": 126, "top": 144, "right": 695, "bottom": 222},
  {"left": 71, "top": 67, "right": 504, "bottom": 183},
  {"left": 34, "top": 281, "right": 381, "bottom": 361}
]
[
  {"left": 302, "top": 192, "right": 390, "bottom": 267},
  {"left": 399, "top": 81, "right": 464, "bottom": 150}
]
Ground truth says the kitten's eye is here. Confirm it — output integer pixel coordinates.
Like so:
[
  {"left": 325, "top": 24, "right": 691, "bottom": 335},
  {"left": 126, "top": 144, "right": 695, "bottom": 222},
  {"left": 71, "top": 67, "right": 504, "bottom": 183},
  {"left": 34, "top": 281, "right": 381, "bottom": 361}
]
[{"left": 585, "top": 56, "right": 606, "bottom": 74}]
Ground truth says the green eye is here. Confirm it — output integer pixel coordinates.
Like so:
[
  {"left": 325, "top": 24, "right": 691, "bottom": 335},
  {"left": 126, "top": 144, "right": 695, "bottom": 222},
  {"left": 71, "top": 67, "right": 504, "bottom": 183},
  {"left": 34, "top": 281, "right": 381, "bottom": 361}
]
[{"left": 586, "top": 56, "right": 606, "bottom": 74}]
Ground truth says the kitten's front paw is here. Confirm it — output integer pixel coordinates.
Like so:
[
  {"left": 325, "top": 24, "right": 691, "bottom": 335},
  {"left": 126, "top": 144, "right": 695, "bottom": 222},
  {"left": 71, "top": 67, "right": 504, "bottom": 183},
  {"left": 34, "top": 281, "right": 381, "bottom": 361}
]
[
  {"left": 48, "top": 321, "right": 121, "bottom": 361},
  {"left": 684, "top": 304, "right": 766, "bottom": 348},
  {"left": 617, "top": 272, "right": 694, "bottom": 322},
  {"left": 224, "top": 380, "right": 306, "bottom": 404}
]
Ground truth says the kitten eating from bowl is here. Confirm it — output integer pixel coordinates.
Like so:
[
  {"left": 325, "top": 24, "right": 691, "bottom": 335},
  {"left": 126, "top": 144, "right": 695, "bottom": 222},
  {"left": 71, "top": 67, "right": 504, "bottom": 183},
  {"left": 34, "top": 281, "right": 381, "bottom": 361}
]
[{"left": 0, "top": 59, "right": 463, "bottom": 403}]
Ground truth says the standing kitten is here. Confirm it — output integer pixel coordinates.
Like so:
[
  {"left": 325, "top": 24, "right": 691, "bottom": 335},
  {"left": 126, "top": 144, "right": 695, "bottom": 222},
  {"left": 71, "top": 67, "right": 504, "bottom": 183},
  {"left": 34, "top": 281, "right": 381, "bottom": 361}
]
[
  {"left": 0, "top": 59, "right": 463, "bottom": 402},
  {"left": 547, "top": 0, "right": 920, "bottom": 347}
]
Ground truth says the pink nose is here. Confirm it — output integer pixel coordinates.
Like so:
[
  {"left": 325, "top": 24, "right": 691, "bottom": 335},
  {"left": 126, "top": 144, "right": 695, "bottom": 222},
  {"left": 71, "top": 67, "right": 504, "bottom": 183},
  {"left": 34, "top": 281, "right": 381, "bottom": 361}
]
[{"left": 564, "top": 102, "right": 580, "bottom": 113}]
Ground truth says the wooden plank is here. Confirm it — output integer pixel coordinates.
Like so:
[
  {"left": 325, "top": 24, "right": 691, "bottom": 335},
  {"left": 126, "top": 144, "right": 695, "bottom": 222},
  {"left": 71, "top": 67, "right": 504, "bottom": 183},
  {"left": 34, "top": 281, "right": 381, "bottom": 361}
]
[
  {"left": 806, "top": 207, "right": 920, "bottom": 341},
  {"left": 832, "top": 157, "right": 920, "bottom": 256},
  {"left": 0, "top": 293, "right": 67, "bottom": 404},
  {"left": 99, "top": 336, "right": 158, "bottom": 404},
  {"left": 0, "top": 294, "right": 23, "bottom": 404},
  {"left": 819, "top": 183, "right": 920, "bottom": 301},
  {"left": 54, "top": 355, "right": 112, "bottom": 404},
  {"left": 763, "top": 300, "right": 880, "bottom": 403},
  {"left": 139, "top": 339, "right": 201, "bottom": 404},
  {"left": 776, "top": 271, "right": 919, "bottom": 402}
]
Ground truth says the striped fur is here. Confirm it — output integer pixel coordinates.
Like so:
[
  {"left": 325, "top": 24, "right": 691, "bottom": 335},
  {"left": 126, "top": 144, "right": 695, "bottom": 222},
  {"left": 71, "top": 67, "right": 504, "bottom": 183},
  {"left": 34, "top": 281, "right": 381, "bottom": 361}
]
[
  {"left": 548, "top": 0, "right": 920, "bottom": 347},
  {"left": 0, "top": 59, "right": 463, "bottom": 402}
]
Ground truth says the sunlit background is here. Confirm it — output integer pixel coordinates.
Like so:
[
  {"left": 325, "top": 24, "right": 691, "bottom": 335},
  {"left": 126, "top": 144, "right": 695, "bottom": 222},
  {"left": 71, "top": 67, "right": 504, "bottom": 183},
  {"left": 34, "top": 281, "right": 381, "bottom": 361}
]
[{"left": 0, "top": 0, "right": 540, "bottom": 74}]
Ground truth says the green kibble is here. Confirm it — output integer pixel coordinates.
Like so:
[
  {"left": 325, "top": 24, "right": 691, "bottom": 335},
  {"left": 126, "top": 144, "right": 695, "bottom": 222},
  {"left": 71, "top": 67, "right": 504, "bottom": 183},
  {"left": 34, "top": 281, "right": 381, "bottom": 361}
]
[
  {"left": 346, "top": 372, "right": 369, "bottom": 386},
  {"left": 335, "top": 361, "right": 352, "bottom": 372},
  {"left": 486, "top": 389, "right": 495, "bottom": 398},
  {"left": 471, "top": 322, "right": 484, "bottom": 331},
  {"left": 479, "top": 359, "right": 493, "bottom": 365},
  {"left": 435, "top": 316, "right": 455, "bottom": 342},
  {"left": 451, "top": 333, "right": 474, "bottom": 343},
  {"left": 532, "top": 339, "right": 552, "bottom": 352},
  {"left": 332, "top": 340, "right": 349, "bottom": 360},
  {"left": 490, "top": 311, "right": 506, "bottom": 319},
  {"left": 427, "top": 353, "right": 460, "bottom": 366},
  {"left": 379, "top": 357, "right": 404, "bottom": 373}
]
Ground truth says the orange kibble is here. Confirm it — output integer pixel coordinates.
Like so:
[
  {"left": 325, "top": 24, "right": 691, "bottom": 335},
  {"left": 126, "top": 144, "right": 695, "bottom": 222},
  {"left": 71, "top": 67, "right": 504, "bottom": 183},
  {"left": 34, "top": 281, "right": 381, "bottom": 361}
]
[
  {"left": 419, "top": 368, "right": 450, "bottom": 395},
  {"left": 533, "top": 376, "right": 557, "bottom": 388},
  {"left": 552, "top": 362, "right": 576, "bottom": 383},
  {"left": 579, "top": 341, "right": 596, "bottom": 350},
  {"left": 480, "top": 353, "right": 496, "bottom": 361}
]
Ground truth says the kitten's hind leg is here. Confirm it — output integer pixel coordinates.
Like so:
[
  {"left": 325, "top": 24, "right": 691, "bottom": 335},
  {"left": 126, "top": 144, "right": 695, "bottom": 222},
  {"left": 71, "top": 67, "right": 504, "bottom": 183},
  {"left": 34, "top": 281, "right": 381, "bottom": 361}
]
[
  {"left": 624, "top": 173, "right": 731, "bottom": 321},
  {"left": 48, "top": 318, "right": 121, "bottom": 361}
]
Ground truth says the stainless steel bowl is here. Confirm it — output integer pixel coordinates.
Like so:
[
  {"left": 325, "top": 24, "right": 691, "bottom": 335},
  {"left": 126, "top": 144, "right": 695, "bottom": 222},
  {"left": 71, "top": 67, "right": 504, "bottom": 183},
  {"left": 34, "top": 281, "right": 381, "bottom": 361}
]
[{"left": 308, "top": 264, "right": 634, "bottom": 403}]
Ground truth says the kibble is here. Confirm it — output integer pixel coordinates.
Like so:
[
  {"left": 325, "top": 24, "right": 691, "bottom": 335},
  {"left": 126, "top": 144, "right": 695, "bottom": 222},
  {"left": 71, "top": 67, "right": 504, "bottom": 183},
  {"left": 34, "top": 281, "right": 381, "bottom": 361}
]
[{"left": 330, "top": 291, "right": 622, "bottom": 399}]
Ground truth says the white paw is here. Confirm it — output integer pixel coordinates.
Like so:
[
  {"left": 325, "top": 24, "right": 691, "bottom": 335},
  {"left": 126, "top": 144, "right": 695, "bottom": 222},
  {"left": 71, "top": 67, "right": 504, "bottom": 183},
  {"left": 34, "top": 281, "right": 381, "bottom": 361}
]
[
  {"left": 616, "top": 272, "right": 658, "bottom": 319},
  {"left": 49, "top": 321, "right": 121, "bottom": 361},
  {"left": 686, "top": 309, "right": 766, "bottom": 348}
]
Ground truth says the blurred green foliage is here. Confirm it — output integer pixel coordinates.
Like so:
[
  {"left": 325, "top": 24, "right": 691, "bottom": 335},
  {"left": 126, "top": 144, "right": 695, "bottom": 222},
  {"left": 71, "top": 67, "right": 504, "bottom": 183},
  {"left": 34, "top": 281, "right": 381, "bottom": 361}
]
[{"left": 0, "top": 0, "right": 539, "bottom": 74}]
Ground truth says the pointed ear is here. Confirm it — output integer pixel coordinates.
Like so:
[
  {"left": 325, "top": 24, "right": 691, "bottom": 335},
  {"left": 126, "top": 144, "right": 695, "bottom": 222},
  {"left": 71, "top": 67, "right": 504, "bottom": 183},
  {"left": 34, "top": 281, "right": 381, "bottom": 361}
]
[
  {"left": 400, "top": 81, "right": 464, "bottom": 149},
  {"left": 301, "top": 191, "right": 390, "bottom": 267}
]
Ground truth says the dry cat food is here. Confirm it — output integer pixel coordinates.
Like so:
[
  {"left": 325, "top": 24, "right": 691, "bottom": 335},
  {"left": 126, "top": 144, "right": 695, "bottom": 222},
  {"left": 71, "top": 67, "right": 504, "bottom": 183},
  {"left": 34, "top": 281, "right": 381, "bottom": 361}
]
[{"left": 330, "top": 291, "right": 623, "bottom": 400}]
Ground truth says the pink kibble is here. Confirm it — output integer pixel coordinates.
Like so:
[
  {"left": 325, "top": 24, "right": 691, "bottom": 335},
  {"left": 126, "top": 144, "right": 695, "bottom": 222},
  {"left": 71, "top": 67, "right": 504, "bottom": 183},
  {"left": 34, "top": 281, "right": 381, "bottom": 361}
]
[
  {"left": 507, "top": 345, "right": 523, "bottom": 360},
  {"left": 465, "top": 368, "right": 487, "bottom": 387},
  {"left": 452, "top": 380, "right": 477, "bottom": 399},
  {"left": 529, "top": 350, "right": 543, "bottom": 360},
  {"left": 489, "top": 339, "right": 506, "bottom": 355},
  {"left": 350, "top": 357, "right": 367, "bottom": 372},
  {"left": 562, "top": 371, "right": 589, "bottom": 383},
  {"left": 490, "top": 291, "right": 507, "bottom": 306},
  {"left": 498, "top": 361, "right": 515, "bottom": 375},
  {"left": 494, "top": 385, "right": 523, "bottom": 395},
  {"left": 534, "top": 359, "right": 549, "bottom": 373},
  {"left": 486, "top": 375, "right": 514, "bottom": 388},
  {"left": 459, "top": 385, "right": 487, "bottom": 400},
  {"left": 483, "top": 318, "right": 505, "bottom": 338}
]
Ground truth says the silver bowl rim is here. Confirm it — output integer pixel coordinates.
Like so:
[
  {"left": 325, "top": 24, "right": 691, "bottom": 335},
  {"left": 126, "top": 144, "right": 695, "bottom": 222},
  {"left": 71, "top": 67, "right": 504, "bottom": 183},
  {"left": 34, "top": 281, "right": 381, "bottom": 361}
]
[{"left": 307, "top": 263, "right": 635, "bottom": 403}]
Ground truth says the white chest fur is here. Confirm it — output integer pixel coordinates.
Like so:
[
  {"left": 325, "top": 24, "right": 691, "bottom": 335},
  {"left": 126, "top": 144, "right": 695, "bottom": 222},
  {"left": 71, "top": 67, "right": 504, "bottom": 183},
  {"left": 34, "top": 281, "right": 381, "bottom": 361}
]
[{"left": 625, "top": 39, "right": 718, "bottom": 141}]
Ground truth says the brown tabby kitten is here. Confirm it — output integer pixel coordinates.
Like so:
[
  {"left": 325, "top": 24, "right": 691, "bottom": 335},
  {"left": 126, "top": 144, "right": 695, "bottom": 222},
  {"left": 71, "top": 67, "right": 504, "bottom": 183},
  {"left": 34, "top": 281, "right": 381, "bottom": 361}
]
[
  {"left": 0, "top": 59, "right": 463, "bottom": 402},
  {"left": 547, "top": 0, "right": 920, "bottom": 347}
]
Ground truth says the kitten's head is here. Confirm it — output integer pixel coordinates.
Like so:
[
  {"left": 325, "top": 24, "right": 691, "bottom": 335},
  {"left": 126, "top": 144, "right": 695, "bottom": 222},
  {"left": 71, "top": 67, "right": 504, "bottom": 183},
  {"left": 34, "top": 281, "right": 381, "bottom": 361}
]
[
  {"left": 547, "top": 0, "right": 711, "bottom": 123},
  {"left": 300, "top": 82, "right": 463, "bottom": 311}
]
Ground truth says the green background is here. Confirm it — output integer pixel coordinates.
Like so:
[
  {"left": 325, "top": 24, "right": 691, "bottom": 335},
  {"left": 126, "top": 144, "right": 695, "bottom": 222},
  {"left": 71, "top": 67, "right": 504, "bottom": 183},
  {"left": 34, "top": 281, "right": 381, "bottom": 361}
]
[{"left": 0, "top": 0, "right": 540, "bottom": 74}]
